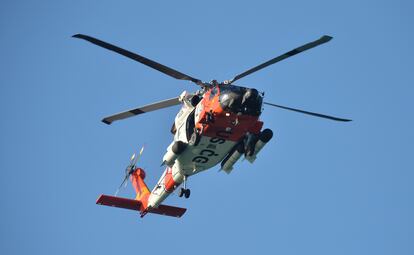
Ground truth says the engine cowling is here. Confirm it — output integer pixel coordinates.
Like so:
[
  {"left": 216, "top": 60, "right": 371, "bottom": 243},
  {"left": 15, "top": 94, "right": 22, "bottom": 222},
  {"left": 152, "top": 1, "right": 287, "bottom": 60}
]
[
  {"left": 221, "top": 143, "right": 245, "bottom": 174},
  {"left": 162, "top": 141, "right": 187, "bottom": 167},
  {"left": 245, "top": 128, "right": 273, "bottom": 163}
]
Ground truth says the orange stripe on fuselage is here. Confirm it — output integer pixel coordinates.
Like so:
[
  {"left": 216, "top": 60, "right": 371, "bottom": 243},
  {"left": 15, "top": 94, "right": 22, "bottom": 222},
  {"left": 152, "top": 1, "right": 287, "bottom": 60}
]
[{"left": 164, "top": 167, "right": 176, "bottom": 193}]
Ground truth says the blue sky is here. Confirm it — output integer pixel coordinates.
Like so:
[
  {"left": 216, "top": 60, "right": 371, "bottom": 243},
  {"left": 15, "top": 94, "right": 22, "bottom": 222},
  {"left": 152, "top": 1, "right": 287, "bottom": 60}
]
[{"left": 1, "top": 1, "right": 413, "bottom": 254}]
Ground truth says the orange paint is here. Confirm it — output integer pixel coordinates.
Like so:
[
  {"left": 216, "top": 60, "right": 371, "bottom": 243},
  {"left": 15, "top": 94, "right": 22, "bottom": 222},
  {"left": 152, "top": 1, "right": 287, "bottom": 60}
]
[
  {"left": 196, "top": 86, "right": 263, "bottom": 141},
  {"left": 164, "top": 167, "right": 176, "bottom": 193},
  {"left": 131, "top": 168, "right": 150, "bottom": 210}
]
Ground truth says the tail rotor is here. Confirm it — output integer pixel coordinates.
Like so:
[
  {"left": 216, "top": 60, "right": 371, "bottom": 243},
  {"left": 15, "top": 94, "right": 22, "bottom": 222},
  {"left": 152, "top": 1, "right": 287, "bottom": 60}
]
[{"left": 115, "top": 145, "right": 145, "bottom": 196}]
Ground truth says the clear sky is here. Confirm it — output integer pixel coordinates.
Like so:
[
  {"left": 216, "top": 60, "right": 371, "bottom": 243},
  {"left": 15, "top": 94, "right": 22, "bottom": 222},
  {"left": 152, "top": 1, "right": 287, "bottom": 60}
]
[{"left": 1, "top": 1, "right": 413, "bottom": 254}]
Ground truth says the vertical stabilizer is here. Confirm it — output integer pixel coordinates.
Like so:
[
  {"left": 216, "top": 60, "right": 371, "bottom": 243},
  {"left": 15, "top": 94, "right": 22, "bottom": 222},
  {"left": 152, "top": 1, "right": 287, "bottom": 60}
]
[{"left": 131, "top": 168, "right": 150, "bottom": 209}]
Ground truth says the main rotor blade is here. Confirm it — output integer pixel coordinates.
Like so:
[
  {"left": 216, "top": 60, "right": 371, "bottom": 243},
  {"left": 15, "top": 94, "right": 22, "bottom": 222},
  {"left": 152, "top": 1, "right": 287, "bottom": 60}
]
[
  {"left": 230, "top": 35, "right": 333, "bottom": 83},
  {"left": 73, "top": 34, "right": 203, "bottom": 85},
  {"left": 264, "top": 102, "right": 351, "bottom": 122},
  {"left": 102, "top": 97, "right": 180, "bottom": 125}
]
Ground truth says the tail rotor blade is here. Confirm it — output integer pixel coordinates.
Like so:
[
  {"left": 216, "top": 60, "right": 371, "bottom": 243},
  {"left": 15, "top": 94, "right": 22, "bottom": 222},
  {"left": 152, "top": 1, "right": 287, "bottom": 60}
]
[
  {"left": 130, "top": 145, "right": 145, "bottom": 167},
  {"left": 115, "top": 175, "right": 129, "bottom": 196},
  {"left": 134, "top": 145, "right": 145, "bottom": 165},
  {"left": 130, "top": 153, "right": 136, "bottom": 165},
  {"left": 132, "top": 156, "right": 138, "bottom": 168}
]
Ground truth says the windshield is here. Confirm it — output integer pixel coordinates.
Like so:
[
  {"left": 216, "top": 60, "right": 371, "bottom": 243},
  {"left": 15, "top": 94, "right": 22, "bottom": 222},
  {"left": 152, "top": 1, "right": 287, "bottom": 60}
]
[{"left": 218, "top": 85, "right": 262, "bottom": 116}]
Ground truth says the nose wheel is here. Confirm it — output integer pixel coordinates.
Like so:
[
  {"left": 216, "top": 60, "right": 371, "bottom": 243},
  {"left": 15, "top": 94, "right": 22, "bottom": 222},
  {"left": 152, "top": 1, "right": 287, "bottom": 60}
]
[{"left": 178, "top": 175, "right": 191, "bottom": 198}]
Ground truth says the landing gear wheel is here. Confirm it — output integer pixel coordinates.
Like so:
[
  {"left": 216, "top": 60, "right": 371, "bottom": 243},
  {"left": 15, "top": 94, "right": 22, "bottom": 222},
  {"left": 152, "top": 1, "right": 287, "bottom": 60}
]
[
  {"left": 178, "top": 188, "right": 190, "bottom": 198},
  {"left": 184, "top": 189, "right": 191, "bottom": 199},
  {"left": 178, "top": 188, "right": 185, "bottom": 197}
]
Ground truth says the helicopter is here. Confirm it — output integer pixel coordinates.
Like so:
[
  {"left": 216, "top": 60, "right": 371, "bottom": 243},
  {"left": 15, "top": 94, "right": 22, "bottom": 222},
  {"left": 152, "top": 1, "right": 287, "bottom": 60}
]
[{"left": 73, "top": 34, "right": 351, "bottom": 218}]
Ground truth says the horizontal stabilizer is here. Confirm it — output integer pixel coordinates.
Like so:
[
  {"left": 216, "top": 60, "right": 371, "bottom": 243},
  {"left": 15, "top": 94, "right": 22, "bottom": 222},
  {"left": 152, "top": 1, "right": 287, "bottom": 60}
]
[
  {"left": 149, "top": 205, "right": 187, "bottom": 218},
  {"left": 96, "top": 194, "right": 141, "bottom": 211},
  {"left": 96, "top": 194, "right": 186, "bottom": 218}
]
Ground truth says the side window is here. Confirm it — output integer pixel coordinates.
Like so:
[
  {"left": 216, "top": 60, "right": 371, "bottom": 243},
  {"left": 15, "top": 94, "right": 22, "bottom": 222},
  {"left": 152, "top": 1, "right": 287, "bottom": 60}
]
[
  {"left": 209, "top": 86, "right": 218, "bottom": 100},
  {"left": 186, "top": 109, "right": 196, "bottom": 141}
]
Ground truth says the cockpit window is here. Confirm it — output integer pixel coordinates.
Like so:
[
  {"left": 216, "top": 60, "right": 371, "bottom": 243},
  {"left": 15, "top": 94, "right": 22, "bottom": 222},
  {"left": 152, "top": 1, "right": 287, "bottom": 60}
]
[
  {"left": 218, "top": 85, "right": 262, "bottom": 116},
  {"left": 219, "top": 85, "right": 242, "bottom": 94}
]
